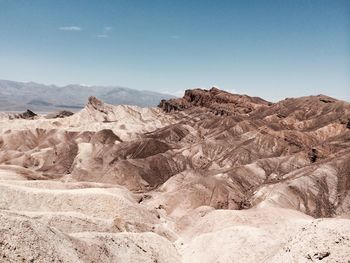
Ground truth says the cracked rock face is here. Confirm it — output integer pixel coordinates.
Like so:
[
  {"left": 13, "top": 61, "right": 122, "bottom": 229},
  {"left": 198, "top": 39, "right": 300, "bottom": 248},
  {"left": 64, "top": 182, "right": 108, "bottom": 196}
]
[{"left": 0, "top": 88, "right": 350, "bottom": 262}]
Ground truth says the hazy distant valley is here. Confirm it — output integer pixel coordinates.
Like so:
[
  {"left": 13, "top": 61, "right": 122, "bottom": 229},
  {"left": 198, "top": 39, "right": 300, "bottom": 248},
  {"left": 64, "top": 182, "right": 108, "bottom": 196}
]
[
  {"left": 0, "top": 79, "right": 174, "bottom": 111},
  {"left": 0, "top": 86, "right": 349, "bottom": 262}
]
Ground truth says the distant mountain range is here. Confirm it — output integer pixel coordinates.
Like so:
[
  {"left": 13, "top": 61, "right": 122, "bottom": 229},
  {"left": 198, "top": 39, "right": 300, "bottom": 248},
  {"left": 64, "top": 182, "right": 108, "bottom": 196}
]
[{"left": 0, "top": 79, "right": 175, "bottom": 111}]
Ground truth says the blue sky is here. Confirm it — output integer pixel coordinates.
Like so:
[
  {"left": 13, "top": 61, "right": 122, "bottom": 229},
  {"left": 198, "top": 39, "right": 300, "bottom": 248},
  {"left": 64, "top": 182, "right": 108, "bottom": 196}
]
[{"left": 0, "top": 0, "right": 349, "bottom": 101}]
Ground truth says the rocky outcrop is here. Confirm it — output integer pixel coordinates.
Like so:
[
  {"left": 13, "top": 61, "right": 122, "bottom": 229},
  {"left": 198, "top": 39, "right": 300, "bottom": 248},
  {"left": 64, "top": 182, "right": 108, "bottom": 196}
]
[
  {"left": 159, "top": 87, "right": 270, "bottom": 115},
  {"left": 7, "top": 109, "right": 38, "bottom": 120},
  {"left": 45, "top": 110, "right": 74, "bottom": 119}
]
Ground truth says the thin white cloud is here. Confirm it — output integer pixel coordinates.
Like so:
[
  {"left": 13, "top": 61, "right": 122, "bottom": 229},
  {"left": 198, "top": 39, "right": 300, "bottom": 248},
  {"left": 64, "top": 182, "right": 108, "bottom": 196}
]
[
  {"left": 96, "top": 26, "right": 112, "bottom": 38},
  {"left": 170, "top": 35, "right": 180, "bottom": 39},
  {"left": 97, "top": 34, "right": 108, "bottom": 38},
  {"left": 59, "top": 26, "right": 82, "bottom": 31}
]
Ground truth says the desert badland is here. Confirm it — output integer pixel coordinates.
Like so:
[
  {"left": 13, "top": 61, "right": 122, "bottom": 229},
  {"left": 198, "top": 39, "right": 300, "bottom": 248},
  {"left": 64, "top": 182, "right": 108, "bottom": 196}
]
[{"left": 0, "top": 87, "right": 349, "bottom": 262}]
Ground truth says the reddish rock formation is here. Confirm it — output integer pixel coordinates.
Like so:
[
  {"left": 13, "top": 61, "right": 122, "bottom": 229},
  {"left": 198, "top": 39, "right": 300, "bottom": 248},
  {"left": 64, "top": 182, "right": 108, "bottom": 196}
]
[{"left": 159, "top": 87, "right": 270, "bottom": 115}]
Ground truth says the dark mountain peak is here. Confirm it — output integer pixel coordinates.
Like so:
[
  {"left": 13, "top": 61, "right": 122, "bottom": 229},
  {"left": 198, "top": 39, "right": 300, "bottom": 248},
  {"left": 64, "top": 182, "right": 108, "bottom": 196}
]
[
  {"left": 45, "top": 110, "right": 74, "bottom": 119},
  {"left": 88, "top": 96, "right": 104, "bottom": 108},
  {"left": 7, "top": 109, "right": 38, "bottom": 120},
  {"left": 21, "top": 109, "right": 37, "bottom": 119}
]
